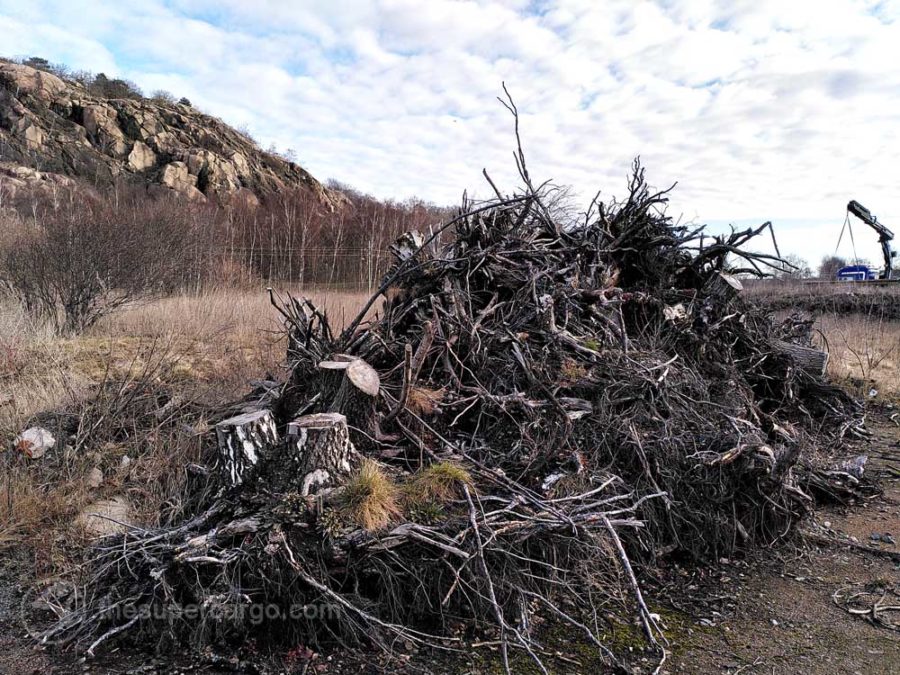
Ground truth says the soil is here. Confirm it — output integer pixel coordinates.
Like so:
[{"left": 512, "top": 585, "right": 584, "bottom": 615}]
[{"left": 1, "top": 414, "right": 897, "bottom": 675}]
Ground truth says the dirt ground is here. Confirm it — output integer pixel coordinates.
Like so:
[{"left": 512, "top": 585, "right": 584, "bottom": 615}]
[
  {"left": 0, "top": 414, "right": 897, "bottom": 674},
  {"left": 663, "top": 415, "right": 900, "bottom": 675}
]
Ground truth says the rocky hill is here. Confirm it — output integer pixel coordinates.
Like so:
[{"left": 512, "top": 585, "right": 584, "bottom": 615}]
[{"left": 0, "top": 61, "right": 336, "bottom": 206}]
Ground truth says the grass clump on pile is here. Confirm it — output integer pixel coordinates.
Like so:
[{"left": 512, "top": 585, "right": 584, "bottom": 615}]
[
  {"left": 402, "top": 461, "right": 472, "bottom": 525},
  {"left": 339, "top": 460, "right": 401, "bottom": 531},
  {"left": 404, "top": 461, "right": 472, "bottom": 505}
]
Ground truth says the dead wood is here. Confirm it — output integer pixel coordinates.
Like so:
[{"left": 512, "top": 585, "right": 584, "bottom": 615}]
[{"left": 41, "top": 146, "right": 869, "bottom": 673}]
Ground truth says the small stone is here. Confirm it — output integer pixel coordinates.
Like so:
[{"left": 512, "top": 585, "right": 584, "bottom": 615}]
[
  {"left": 13, "top": 427, "right": 56, "bottom": 459},
  {"left": 76, "top": 497, "right": 132, "bottom": 538},
  {"left": 771, "top": 619, "right": 779, "bottom": 626},
  {"left": 86, "top": 467, "right": 103, "bottom": 488},
  {"left": 823, "top": 521, "right": 831, "bottom": 529},
  {"left": 120, "top": 455, "right": 132, "bottom": 469}
]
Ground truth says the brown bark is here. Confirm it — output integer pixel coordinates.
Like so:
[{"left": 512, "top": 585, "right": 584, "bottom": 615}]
[{"left": 774, "top": 339, "right": 829, "bottom": 376}]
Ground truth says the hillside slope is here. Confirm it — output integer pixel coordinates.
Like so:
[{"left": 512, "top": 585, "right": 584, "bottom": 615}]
[{"left": 0, "top": 61, "right": 335, "bottom": 205}]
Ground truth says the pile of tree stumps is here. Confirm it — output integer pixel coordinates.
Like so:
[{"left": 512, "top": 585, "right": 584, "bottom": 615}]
[{"left": 41, "top": 155, "right": 866, "bottom": 673}]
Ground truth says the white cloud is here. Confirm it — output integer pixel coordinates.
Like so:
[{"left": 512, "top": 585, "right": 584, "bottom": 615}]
[{"left": 1, "top": 0, "right": 900, "bottom": 266}]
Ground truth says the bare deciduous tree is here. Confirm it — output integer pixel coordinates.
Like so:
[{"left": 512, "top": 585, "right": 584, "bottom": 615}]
[
  {"left": 818, "top": 255, "right": 847, "bottom": 279},
  {"left": 774, "top": 253, "right": 812, "bottom": 279}
]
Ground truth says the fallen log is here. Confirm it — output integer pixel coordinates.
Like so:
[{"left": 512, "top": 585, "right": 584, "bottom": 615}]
[{"left": 774, "top": 339, "right": 829, "bottom": 377}]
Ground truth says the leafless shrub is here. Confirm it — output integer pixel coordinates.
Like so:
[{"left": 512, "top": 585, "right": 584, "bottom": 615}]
[
  {"left": 150, "top": 89, "right": 177, "bottom": 104},
  {"left": 0, "top": 188, "right": 196, "bottom": 334},
  {"left": 2, "top": 167, "right": 451, "bottom": 329},
  {"left": 818, "top": 255, "right": 848, "bottom": 279}
]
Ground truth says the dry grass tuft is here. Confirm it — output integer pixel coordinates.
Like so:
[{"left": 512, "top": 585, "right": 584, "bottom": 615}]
[
  {"left": 406, "top": 386, "right": 446, "bottom": 416},
  {"left": 404, "top": 461, "right": 472, "bottom": 507},
  {"left": 0, "top": 453, "right": 93, "bottom": 571},
  {"left": 340, "top": 460, "right": 400, "bottom": 531},
  {"left": 0, "top": 299, "right": 90, "bottom": 439}
]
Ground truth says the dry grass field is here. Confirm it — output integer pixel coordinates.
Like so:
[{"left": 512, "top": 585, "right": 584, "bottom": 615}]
[
  {"left": 0, "top": 287, "right": 369, "bottom": 435},
  {"left": 816, "top": 313, "right": 900, "bottom": 396}
]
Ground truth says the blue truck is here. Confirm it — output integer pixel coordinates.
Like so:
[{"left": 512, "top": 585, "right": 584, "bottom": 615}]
[
  {"left": 836, "top": 264, "right": 877, "bottom": 281},
  {"left": 835, "top": 201, "right": 896, "bottom": 281}
]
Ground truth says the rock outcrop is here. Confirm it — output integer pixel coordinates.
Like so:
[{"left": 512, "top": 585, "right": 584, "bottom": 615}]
[
  {"left": 0, "top": 161, "right": 77, "bottom": 201},
  {"left": 0, "top": 61, "right": 337, "bottom": 206}
]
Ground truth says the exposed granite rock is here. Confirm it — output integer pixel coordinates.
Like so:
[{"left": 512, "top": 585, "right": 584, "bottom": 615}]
[
  {"left": 0, "top": 63, "right": 68, "bottom": 101},
  {"left": 160, "top": 160, "right": 205, "bottom": 201},
  {"left": 0, "top": 61, "right": 338, "bottom": 206},
  {"left": 0, "top": 161, "right": 78, "bottom": 200},
  {"left": 126, "top": 139, "right": 155, "bottom": 172}
]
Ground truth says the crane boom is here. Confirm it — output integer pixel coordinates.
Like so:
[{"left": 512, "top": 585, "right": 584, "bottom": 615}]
[{"left": 847, "top": 200, "right": 896, "bottom": 280}]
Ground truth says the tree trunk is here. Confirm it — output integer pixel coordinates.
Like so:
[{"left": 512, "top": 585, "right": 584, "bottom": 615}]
[
  {"left": 215, "top": 409, "right": 279, "bottom": 487},
  {"left": 319, "top": 356, "right": 380, "bottom": 451},
  {"left": 774, "top": 339, "right": 829, "bottom": 377},
  {"left": 284, "top": 412, "right": 358, "bottom": 495}
]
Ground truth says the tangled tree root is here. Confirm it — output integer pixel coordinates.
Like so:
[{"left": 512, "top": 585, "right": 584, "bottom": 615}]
[{"left": 39, "top": 138, "right": 866, "bottom": 673}]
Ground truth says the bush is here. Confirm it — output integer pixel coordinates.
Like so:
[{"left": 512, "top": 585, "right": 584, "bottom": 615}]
[
  {"left": 17, "top": 56, "right": 70, "bottom": 79},
  {"left": 71, "top": 72, "right": 144, "bottom": 100},
  {"left": 151, "top": 89, "right": 176, "bottom": 104},
  {"left": 1, "top": 189, "right": 195, "bottom": 334}
]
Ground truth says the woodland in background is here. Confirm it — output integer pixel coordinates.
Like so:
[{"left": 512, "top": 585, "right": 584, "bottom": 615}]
[{"left": 0, "top": 182, "right": 449, "bottom": 333}]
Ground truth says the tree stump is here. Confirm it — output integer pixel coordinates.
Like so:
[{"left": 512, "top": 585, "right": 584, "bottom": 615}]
[
  {"left": 703, "top": 271, "right": 743, "bottom": 305},
  {"left": 215, "top": 409, "right": 279, "bottom": 486},
  {"left": 285, "top": 412, "right": 358, "bottom": 495},
  {"left": 698, "top": 271, "right": 744, "bottom": 331},
  {"left": 319, "top": 356, "right": 380, "bottom": 450},
  {"left": 774, "top": 339, "right": 829, "bottom": 377}
]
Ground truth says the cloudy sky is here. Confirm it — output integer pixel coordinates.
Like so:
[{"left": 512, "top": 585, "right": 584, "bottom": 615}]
[{"left": 2, "top": 0, "right": 899, "bottom": 268}]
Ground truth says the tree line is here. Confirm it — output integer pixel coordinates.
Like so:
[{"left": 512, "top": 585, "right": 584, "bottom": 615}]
[
  {"left": 0, "top": 182, "right": 449, "bottom": 334},
  {"left": 770, "top": 254, "right": 874, "bottom": 280}
]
